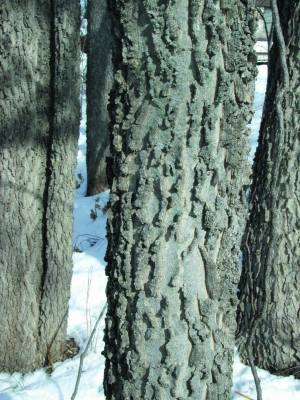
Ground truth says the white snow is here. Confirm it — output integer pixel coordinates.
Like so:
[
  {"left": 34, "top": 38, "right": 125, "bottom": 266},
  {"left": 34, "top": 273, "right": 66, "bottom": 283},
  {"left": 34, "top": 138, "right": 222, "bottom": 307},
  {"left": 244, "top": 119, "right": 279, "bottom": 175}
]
[
  {"left": 1, "top": 65, "right": 300, "bottom": 400},
  {"left": 248, "top": 64, "right": 268, "bottom": 163}
]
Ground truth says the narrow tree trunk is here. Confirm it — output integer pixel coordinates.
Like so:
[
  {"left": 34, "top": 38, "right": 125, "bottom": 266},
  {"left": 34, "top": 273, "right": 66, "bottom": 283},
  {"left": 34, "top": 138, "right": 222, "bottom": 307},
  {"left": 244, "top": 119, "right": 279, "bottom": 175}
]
[
  {"left": 104, "top": 0, "right": 256, "bottom": 398},
  {"left": 236, "top": 1, "right": 300, "bottom": 377},
  {"left": 85, "top": 0, "right": 113, "bottom": 195},
  {"left": 0, "top": 0, "right": 80, "bottom": 373}
]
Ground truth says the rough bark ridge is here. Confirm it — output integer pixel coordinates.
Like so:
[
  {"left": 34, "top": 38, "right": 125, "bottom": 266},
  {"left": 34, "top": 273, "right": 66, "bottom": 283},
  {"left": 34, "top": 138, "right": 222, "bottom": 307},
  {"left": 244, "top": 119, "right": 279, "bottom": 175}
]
[
  {"left": 86, "top": 0, "right": 113, "bottom": 195},
  {"left": 0, "top": 0, "right": 80, "bottom": 373},
  {"left": 104, "top": 0, "right": 256, "bottom": 398},
  {"left": 236, "top": 0, "right": 300, "bottom": 376}
]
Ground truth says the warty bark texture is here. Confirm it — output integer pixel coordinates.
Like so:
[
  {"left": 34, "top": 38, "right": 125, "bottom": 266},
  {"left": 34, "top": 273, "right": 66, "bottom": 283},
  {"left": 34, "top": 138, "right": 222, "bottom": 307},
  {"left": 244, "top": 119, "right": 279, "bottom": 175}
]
[
  {"left": 86, "top": 0, "right": 113, "bottom": 195},
  {"left": 0, "top": 0, "right": 80, "bottom": 373},
  {"left": 236, "top": 0, "right": 300, "bottom": 377},
  {"left": 104, "top": 0, "right": 256, "bottom": 398}
]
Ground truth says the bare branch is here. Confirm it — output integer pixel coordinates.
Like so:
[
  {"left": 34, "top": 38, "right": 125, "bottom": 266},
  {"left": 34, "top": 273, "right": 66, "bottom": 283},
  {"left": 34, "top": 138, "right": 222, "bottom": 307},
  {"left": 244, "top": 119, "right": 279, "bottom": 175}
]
[{"left": 71, "top": 302, "right": 107, "bottom": 400}]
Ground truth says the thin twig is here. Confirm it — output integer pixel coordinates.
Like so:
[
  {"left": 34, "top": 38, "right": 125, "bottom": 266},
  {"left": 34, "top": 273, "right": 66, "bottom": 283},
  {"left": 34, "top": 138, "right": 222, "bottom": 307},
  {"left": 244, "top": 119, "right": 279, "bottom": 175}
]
[
  {"left": 247, "top": 346, "right": 262, "bottom": 400},
  {"left": 235, "top": 391, "right": 254, "bottom": 400},
  {"left": 86, "top": 267, "right": 93, "bottom": 343},
  {"left": 271, "top": 0, "right": 289, "bottom": 90},
  {"left": 71, "top": 302, "right": 107, "bottom": 400},
  {"left": 256, "top": 6, "right": 270, "bottom": 51}
]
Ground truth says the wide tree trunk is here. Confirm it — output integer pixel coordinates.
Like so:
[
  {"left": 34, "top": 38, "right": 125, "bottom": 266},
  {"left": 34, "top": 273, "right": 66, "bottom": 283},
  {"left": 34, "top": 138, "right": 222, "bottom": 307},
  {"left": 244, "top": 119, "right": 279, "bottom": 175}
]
[
  {"left": 85, "top": 0, "right": 113, "bottom": 195},
  {"left": 103, "top": 0, "right": 256, "bottom": 398},
  {"left": 0, "top": 0, "right": 80, "bottom": 374},
  {"left": 236, "top": 0, "right": 300, "bottom": 376}
]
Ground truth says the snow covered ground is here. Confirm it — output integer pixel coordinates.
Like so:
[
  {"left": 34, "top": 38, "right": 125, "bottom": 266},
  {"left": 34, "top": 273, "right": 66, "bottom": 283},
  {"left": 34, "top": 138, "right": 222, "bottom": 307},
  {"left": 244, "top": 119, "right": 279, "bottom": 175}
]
[{"left": 1, "top": 66, "right": 300, "bottom": 400}]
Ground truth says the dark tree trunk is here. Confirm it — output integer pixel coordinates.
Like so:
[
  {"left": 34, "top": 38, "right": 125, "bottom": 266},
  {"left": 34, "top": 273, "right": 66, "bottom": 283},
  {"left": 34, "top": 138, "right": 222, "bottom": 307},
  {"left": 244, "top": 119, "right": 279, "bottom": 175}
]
[
  {"left": 236, "top": 0, "right": 300, "bottom": 377},
  {"left": 85, "top": 0, "right": 113, "bottom": 195},
  {"left": 103, "top": 0, "right": 256, "bottom": 398},
  {"left": 0, "top": 0, "right": 80, "bottom": 373}
]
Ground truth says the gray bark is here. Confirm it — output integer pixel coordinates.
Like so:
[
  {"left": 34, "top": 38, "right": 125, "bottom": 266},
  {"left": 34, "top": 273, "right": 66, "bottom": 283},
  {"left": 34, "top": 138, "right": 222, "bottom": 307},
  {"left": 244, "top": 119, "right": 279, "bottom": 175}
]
[
  {"left": 103, "top": 0, "right": 256, "bottom": 398},
  {"left": 0, "top": 0, "right": 80, "bottom": 373},
  {"left": 236, "top": 0, "right": 300, "bottom": 377},
  {"left": 86, "top": 0, "right": 113, "bottom": 195}
]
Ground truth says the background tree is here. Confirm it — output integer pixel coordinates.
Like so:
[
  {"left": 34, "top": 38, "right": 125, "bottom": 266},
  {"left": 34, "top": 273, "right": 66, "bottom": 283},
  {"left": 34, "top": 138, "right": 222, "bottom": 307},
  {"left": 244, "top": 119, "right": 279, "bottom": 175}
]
[
  {"left": 103, "top": 0, "right": 256, "bottom": 398},
  {"left": 237, "top": 0, "right": 300, "bottom": 377},
  {"left": 0, "top": 0, "right": 80, "bottom": 373},
  {"left": 85, "top": 0, "right": 113, "bottom": 195}
]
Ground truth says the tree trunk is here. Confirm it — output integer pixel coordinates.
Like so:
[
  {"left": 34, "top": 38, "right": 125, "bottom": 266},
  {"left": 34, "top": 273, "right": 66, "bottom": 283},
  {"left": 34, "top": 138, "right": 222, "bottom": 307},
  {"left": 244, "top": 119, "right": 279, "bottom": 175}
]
[
  {"left": 236, "top": 1, "right": 300, "bottom": 377},
  {"left": 0, "top": 0, "right": 80, "bottom": 374},
  {"left": 103, "top": 0, "right": 256, "bottom": 398},
  {"left": 85, "top": 0, "right": 113, "bottom": 195}
]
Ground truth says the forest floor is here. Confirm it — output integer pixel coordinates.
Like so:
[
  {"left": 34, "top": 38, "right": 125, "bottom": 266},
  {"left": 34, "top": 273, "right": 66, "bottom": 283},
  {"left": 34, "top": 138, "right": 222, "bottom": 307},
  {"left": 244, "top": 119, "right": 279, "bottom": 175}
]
[{"left": 1, "top": 66, "right": 300, "bottom": 400}]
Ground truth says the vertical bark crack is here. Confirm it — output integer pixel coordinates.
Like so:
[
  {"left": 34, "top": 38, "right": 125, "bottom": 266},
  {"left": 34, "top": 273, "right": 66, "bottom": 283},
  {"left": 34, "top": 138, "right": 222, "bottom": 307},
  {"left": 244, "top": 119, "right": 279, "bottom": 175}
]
[{"left": 39, "top": 0, "right": 55, "bottom": 338}]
